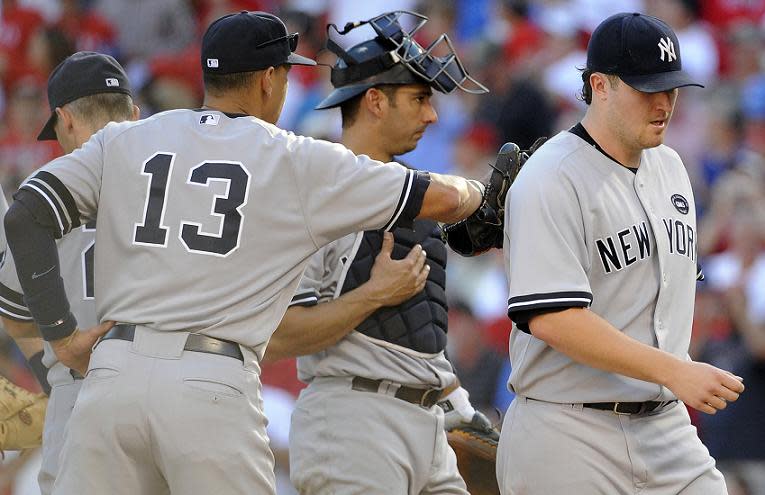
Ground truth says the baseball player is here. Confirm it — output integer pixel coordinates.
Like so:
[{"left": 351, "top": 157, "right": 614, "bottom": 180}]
[
  {"left": 499, "top": 13, "right": 745, "bottom": 494},
  {"left": 0, "top": 51, "right": 139, "bottom": 494},
  {"left": 3, "top": 11, "right": 495, "bottom": 495},
  {"left": 263, "top": 11, "right": 493, "bottom": 494}
]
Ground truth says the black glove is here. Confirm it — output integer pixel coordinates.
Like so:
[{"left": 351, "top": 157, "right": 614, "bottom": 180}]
[{"left": 442, "top": 137, "right": 547, "bottom": 256}]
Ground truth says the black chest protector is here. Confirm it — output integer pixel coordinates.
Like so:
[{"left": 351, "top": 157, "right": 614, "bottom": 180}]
[{"left": 339, "top": 219, "right": 448, "bottom": 353}]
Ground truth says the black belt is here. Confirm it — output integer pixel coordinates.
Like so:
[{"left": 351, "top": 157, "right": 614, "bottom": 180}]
[
  {"left": 102, "top": 324, "right": 244, "bottom": 362},
  {"left": 583, "top": 400, "right": 677, "bottom": 415},
  {"left": 351, "top": 376, "right": 443, "bottom": 408}
]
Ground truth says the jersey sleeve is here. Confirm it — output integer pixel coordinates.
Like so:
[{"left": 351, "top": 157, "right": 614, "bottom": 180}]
[
  {"left": 289, "top": 246, "right": 326, "bottom": 308},
  {"left": 289, "top": 137, "right": 428, "bottom": 247},
  {"left": 16, "top": 128, "right": 106, "bottom": 236},
  {"left": 0, "top": 252, "right": 32, "bottom": 322},
  {"left": 504, "top": 161, "right": 593, "bottom": 331}
]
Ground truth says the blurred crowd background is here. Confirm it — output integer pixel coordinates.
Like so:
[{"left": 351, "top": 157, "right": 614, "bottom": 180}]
[{"left": 0, "top": 0, "right": 763, "bottom": 493}]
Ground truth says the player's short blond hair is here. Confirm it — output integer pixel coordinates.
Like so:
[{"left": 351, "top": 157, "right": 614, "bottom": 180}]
[{"left": 65, "top": 93, "right": 135, "bottom": 127}]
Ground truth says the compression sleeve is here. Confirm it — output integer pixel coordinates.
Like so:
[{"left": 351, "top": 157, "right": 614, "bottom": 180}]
[{"left": 4, "top": 190, "right": 77, "bottom": 341}]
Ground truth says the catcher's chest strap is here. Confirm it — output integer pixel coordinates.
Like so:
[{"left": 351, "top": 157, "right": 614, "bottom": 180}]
[{"left": 351, "top": 376, "right": 443, "bottom": 408}]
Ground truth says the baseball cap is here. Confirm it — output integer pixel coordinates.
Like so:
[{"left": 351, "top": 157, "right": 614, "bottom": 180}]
[
  {"left": 38, "top": 51, "right": 132, "bottom": 141},
  {"left": 586, "top": 12, "right": 703, "bottom": 92},
  {"left": 201, "top": 11, "right": 317, "bottom": 75}
]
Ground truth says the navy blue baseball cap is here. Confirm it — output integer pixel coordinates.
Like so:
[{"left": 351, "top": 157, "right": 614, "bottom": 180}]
[
  {"left": 38, "top": 51, "right": 132, "bottom": 141},
  {"left": 201, "top": 11, "right": 317, "bottom": 74},
  {"left": 586, "top": 12, "right": 703, "bottom": 92}
]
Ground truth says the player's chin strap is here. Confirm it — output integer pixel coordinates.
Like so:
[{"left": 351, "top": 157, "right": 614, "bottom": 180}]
[{"left": 325, "top": 10, "right": 489, "bottom": 95}]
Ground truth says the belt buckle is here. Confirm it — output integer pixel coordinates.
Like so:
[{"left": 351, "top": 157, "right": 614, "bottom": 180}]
[
  {"left": 612, "top": 402, "right": 632, "bottom": 415},
  {"left": 420, "top": 388, "right": 441, "bottom": 408}
]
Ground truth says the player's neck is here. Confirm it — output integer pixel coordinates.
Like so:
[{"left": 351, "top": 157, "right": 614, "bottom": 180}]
[
  {"left": 202, "top": 95, "right": 267, "bottom": 122},
  {"left": 581, "top": 114, "right": 641, "bottom": 168},
  {"left": 341, "top": 126, "right": 393, "bottom": 163}
]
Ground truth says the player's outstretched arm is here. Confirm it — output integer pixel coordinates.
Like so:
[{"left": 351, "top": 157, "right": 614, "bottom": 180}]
[
  {"left": 529, "top": 308, "right": 745, "bottom": 415},
  {"left": 418, "top": 174, "right": 484, "bottom": 224},
  {"left": 264, "top": 232, "right": 428, "bottom": 362}
]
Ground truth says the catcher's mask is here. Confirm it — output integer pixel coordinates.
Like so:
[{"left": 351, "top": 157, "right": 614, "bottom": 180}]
[{"left": 315, "top": 10, "right": 488, "bottom": 110}]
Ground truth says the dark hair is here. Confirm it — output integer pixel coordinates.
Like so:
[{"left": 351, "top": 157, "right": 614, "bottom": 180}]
[
  {"left": 203, "top": 70, "right": 259, "bottom": 95},
  {"left": 577, "top": 68, "right": 620, "bottom": 105},
  {"left": 340, "top": 84, "right": 400, "bottom": 129},
  {"left": 66, "top": 92, "right": 134, "bottom": 126}
]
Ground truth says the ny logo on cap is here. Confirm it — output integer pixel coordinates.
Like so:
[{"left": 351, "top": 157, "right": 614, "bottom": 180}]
[
  {"left": 657, "top": 37, "right": 676, "bottom": 62},
  {"left": 105, "top": 78, "right": 119, "bottom": 87},
  {"left": 207, "top": 58, "right": 219, "bottom": 68}
]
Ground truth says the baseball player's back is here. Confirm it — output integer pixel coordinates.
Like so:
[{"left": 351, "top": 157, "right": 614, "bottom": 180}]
[
  {"left": 497, "top": 13, "right": 744, "bottom": 495},
  {"left": 55, "top": 109, "right": 418, "bottom": 347}
]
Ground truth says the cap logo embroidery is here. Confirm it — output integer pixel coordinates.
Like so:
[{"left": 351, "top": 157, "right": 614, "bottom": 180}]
[
  {"left": 658, "top": 37, "right": 676, "bottom": 62},
  {"left": 105, "top": 78, "right": 119, "bottom": 87},
  {"left": 207, "top": 58, "right": 219, "bottom": 68}
]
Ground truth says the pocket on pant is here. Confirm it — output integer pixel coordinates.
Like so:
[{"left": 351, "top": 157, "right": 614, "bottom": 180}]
[{"left": 183, "top": 377, "right": 243, "bottom": 398}]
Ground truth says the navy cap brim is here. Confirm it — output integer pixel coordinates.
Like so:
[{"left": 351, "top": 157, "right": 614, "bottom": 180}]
[
  {"left": 315, "top": 83, "right": 375, "bottom": 110},
  {"left": 286, "top": 53, "right": 317, "bottom": 66},
  {"left": 37, "top": 113, "right": 57, "bottom": 141},
  {"left": 620, "top": 69, "right": 704, "bottom": 92}
]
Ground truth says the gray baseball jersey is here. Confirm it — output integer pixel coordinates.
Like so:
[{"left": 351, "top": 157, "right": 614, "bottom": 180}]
[
  {"left": 291, "top": 232, "right": 456, "bottom": 387},
  {"left": 504, "top": 129, "right": 698, "bottom": 403},
  {"left": 20, "top": 109, "right": 426, "bottom": 351},
  {"left": 0, "top": 223, "right": 97, "bottom": 385}
]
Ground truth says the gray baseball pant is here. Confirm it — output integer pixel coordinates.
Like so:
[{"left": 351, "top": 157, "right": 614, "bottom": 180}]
[{"left": 497, "top": 396, "right": 728, "bottom": 494}]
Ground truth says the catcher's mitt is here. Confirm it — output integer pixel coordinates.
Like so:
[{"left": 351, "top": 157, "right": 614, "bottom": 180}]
[
  {"left": 443, "top": 137, "right": 547, "bottom": 256},
  {"left": 448, "top": 422, "right": 500, "bottom": 495},
  {"left": 0, "top": 376, "right": 47, "bottom": 452}
]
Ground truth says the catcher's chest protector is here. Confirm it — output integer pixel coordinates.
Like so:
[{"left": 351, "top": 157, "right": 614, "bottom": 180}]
[{"left": 341, "top": 219, "right": 448, "bottom": 354}]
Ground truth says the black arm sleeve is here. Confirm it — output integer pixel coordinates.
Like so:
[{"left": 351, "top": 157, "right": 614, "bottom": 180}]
[{"left": 4, "top": 191, "right": 77, "bottom": 341}]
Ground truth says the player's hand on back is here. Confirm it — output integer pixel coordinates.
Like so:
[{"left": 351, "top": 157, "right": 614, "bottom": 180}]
[
  {"left": 50, "top": 321, "right": 115, "bottom": 376},
  {"left": 665, "top": 360, "right": 745, "bottom": 415},
  {"left": 363, "top": 232, "right": 429, "bottom": 308}
]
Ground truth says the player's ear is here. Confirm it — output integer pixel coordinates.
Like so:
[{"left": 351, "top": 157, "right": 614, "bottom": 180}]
[
  {"left": 589, "top": 72, "right": 610, "bottom": 101},
  {"left": 364, "top": 87, "right": 386, "bottom": 119},
  {"left": 261, "top": 66, "right": 275, "bottom": 98},
  {"left": 55, "top": 107, "right": 75, "bottom": 133},
  {"left": 130, "top": 104, "right": 140, "bottom": 121}
]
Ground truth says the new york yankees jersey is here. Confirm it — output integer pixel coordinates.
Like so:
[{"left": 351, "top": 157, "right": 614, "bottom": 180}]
[
  {"left": 0, "top": 224, "right": 97, "bottom": 385},
  {"left": 20, "top": 109, "right": 427, "bottom": 350},
  {"left": 503, "top": 130, "right": 697, "bottom": 403},
  {"left": 291, "top": 232, "right": 456, "bottom": 388}
]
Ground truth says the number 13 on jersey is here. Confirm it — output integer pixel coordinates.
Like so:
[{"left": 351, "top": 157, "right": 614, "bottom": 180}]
[{"left": 133, "top": 152, "right": 252, "bottom": 257}]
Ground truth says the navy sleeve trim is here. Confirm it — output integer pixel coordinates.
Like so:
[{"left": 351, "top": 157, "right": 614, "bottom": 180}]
[
  {"left": 0, "top": 281, "right": 32, "bottom": 321},
  {"left": 507, "top": 291, "right": 592, "bottom": 317},
  {"left": 696, "top": 263, "right": 704, "bottom": 282},
  {"left": 289, "top": 291, "right": 319, "bottom": 308},
  {"left": 384, "top": 170, "right": 429, "bottom": 231},
  {"left": 19, "top": 171, "right": 81, "bottom": 235}
]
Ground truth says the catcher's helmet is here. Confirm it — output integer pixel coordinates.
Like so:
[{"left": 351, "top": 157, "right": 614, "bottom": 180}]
[{"left": 315, "top": 11, "right": 488, "bottom": 110}]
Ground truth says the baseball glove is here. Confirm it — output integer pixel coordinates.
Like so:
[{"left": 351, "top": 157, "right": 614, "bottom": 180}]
[
  {"left": 442, "top": 137, "right": 547, "bottom": 256},
  {"left": 0, "top": 376, "right": 47, "bottom": 452},
  {"left": 448, "top": 414, "right": 500, "bottom": 495}
]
